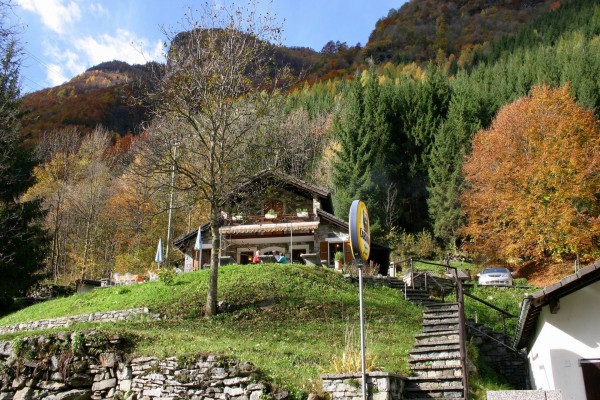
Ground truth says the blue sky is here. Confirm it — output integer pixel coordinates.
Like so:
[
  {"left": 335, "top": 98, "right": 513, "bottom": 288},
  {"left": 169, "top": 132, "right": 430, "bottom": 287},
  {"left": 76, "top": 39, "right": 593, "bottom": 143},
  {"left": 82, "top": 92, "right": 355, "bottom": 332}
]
[{"left": 12, "top": 0, "right": 406, "bottom": 93}]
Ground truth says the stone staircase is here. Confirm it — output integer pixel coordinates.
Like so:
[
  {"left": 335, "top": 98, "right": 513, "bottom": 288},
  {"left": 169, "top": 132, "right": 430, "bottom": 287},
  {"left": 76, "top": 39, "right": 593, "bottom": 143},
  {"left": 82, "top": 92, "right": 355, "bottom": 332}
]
[
  {"left": 404, "top": 302, "right": 466, "bottom": 399},
  {"left": 389, "top": 272, "right": 453, "bottom": 306},
  {"left": 389, "top": 277, "right": 438, "bottom": 305}
]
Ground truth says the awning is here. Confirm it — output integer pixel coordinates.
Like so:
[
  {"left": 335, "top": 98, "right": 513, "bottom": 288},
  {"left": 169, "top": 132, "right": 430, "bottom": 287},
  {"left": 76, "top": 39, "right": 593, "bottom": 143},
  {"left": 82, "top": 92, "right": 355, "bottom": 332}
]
[{"left": 219, "top": 221, "right": 320, "bottom": 235}]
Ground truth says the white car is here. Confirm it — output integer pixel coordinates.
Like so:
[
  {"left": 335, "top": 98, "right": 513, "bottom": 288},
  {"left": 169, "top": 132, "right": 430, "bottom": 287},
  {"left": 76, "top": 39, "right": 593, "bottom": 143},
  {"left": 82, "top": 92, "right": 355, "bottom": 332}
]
[{"left": 477, "top": 267, "right": 513, "bottom": 286}]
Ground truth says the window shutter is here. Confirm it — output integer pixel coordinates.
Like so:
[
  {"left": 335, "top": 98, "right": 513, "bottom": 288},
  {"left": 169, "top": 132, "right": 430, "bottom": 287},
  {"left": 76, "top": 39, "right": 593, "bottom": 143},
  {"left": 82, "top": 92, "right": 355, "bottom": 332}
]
[
  {"left": 344, "top": 241, "right": 353, "bottom": 264},
  {"left": 319, "top": 242, "right": 328, "bottom": 263}
]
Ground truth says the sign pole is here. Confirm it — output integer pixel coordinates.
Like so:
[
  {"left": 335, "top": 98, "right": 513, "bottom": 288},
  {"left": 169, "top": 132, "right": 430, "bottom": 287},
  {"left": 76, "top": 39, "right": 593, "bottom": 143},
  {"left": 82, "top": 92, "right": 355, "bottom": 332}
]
[
  {"left": 349, "top": 200, "right": 370, "bottom": 400},
  {"left": 358, "top": 260, "right": 367, "bottom": 400}
]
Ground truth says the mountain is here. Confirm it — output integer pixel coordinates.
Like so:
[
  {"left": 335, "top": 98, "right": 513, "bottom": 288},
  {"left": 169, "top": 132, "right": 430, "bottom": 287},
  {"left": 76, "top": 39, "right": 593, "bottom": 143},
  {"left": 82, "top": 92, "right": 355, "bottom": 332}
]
[
  {"left": 363, "top": 0, "right": 559, "bottom": 64},
  {"left": 19, "top": 61, "right": 156, "bottom": 147},
  {"left": 18, "top": 0, "right": 566, "bottom": 144}
]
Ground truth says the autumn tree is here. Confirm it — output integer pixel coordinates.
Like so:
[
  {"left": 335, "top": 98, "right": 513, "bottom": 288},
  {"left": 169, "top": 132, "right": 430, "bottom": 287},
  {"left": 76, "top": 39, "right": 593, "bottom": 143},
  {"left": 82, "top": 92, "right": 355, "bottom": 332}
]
[
  {"left": 142, "top": 1, "right": 288, "bottom": 315},
  {"left": 461, "top": 84, "right": 600, "bottom": 265}
]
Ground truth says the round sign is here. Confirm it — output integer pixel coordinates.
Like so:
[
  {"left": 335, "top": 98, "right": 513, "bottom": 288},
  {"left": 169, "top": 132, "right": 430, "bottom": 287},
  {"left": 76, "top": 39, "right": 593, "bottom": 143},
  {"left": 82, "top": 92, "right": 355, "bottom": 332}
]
[{"left": 349, "top": 200, "right": 370, "bottom": 261}]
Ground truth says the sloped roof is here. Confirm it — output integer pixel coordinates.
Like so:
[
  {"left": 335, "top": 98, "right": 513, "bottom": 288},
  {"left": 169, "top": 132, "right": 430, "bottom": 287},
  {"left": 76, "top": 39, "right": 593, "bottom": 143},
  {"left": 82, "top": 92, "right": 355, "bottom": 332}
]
[
  {"left": 513, "top": 260, "right": 600, "bottom": 350},
  {"left": 230, "top": 169, "right": 334, "bottom": 213}
]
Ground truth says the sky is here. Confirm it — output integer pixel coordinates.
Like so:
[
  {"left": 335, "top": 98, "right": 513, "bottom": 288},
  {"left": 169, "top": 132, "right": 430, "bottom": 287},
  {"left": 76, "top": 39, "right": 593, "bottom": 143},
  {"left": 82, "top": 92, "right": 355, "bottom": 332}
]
[{"left": 11, "top": 0, "right": 407, "bottom": 94}]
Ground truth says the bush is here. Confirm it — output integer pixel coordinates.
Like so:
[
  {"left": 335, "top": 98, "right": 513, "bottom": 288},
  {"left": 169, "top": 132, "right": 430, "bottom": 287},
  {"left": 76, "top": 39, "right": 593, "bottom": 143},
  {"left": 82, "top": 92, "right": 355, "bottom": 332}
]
[
  {"left": 388, "top": 228, "right": 441, "bottom": 260},
  {"left": 158, "top": 269, "right": 176, "bottom": 286}
]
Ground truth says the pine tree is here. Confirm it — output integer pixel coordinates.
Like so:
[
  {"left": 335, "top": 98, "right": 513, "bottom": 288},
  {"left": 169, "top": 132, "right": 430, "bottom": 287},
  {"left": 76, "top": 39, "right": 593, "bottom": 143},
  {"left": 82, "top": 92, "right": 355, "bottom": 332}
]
[
  {"left": 331, "top": 67, "right": 391, "bottom": 237},
  {"left": 0, "top": 12, "right": 47, "bottom": 307}
]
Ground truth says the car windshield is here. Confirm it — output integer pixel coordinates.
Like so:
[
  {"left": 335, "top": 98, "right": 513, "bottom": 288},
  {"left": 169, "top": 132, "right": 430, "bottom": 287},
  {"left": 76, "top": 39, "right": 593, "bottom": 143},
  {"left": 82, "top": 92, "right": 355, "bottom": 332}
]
[{"left": 483, "top": 268, "right": 508, "bottom": 274}]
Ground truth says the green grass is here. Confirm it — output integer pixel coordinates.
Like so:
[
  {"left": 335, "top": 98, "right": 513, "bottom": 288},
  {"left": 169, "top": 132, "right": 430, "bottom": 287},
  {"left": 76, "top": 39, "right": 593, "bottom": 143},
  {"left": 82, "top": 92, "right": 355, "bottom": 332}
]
[
  {"left": 0, "top": 264, "right": 423, "bottom": 396},
  {"left": 463, "top": 285, "right": 534, "bottom": 339}
]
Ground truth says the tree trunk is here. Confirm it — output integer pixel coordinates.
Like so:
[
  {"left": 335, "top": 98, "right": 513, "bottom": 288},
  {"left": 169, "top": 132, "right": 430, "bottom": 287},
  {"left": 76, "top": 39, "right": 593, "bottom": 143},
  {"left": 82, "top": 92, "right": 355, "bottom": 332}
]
[{"left": 205, "top": 206, "right": 220, "bottom": 316}]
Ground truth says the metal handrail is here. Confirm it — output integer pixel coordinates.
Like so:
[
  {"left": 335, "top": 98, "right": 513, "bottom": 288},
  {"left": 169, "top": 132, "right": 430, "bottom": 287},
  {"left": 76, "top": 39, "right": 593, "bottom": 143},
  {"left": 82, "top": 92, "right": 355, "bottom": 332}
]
[
  {"left": 463, "top": 291, "right": 517, "bottom": 337},
  {"left": 465, "top": 320, "right": 519, "bottom": 353},
  {"left": 408, "top": 257, "right": 469, "bottom": 399}
]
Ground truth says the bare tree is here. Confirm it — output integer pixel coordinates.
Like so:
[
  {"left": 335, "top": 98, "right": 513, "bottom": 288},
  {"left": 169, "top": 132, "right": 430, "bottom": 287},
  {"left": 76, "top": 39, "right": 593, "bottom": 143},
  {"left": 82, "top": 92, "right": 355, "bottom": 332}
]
[{"left": 141, "top": 1, "right": 289, "bottom": 315}]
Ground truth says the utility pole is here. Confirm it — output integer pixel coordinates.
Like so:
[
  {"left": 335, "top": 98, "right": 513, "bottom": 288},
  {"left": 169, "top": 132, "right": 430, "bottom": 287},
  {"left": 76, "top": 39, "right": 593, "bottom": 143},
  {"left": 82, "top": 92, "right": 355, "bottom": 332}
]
[{"left": 165, "top": 142, "right": 178, "bottom": 269}]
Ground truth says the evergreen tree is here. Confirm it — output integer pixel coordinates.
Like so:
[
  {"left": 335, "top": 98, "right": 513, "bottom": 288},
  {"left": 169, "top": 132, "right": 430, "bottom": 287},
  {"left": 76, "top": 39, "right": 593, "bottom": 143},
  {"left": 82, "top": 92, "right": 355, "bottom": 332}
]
[
  {"left": 331, "top": 68, "right": 391, "bottom": 237},
  {"left": 0, "top": 9, "right": 47, "bottom": 308}
]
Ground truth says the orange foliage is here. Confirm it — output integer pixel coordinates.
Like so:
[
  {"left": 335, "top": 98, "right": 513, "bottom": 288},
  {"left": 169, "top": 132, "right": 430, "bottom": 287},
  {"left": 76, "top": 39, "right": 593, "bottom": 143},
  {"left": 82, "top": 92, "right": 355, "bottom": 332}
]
[{"left": 461, "top": 84, "right": 600, "bottom": 264}]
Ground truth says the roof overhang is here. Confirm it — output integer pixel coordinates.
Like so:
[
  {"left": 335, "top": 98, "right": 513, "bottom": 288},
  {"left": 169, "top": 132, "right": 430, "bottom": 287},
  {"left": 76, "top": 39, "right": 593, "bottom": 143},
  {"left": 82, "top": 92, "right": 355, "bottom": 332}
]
[
  {"left": 513, "top": 260, "right": 600, "bottom": 350},
  {"left": 220, "top": 221, "right": 320, "bottom": 235}
]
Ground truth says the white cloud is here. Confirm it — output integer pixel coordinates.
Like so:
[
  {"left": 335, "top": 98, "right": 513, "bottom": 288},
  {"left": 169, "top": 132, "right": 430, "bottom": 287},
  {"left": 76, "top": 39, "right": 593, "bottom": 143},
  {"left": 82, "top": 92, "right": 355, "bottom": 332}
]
[
  {"left": 45, "top": 63, "right": 68, "bottom": 86},
  {"left": 42, "top": 40, "right": 86, "bottom": 86},
  {"left": 74, "top": 29, "right": 164, "bottom": 66},
  {"left": 89, "top": 3, "right": 108, "bottom": 17},
  {"left": 17, "top": 0, "right": 81, "bottom": 34}
]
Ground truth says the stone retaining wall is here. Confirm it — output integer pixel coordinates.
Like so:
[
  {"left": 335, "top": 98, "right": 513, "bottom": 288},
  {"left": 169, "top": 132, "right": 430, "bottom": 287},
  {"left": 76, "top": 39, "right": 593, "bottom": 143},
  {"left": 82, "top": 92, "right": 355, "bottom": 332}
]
[
  {"left": 0, "top": 308, "right": 160, "bottom": 335},
  {"left": 467, "top": 320, "right": 529, "bottom": 389},
  {"left": 0, "top": 333, "right": 277, "bottom": 400},
  {"left": 321, "top": 372, "right": 405, "bottom": 400}
]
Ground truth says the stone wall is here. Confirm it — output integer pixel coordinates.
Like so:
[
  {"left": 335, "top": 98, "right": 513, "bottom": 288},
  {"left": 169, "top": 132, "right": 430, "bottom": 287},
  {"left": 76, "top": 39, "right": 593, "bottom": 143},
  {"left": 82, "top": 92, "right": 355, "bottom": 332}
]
[
  {"left": 0, "top": 333, "right": 276, "bottom": 400},
  {"left": 0, "top": 308, "right": 160, "bottom": 335},
  {"left": 467, "top": 320, "right": 529, "bottom": 389},
  {"left": 487, "top": 390, "right": 562, "bottom": 399},
  {"left": 321, "top": 372, "right": 405, "bottom": 400}
]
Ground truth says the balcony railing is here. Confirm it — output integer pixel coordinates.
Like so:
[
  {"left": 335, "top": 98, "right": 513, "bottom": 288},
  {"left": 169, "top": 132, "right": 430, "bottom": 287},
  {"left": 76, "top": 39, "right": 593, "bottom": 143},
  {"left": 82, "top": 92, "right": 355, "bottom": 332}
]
[{"left": 223, "top": 213, "right": 317, "bottom": 226}]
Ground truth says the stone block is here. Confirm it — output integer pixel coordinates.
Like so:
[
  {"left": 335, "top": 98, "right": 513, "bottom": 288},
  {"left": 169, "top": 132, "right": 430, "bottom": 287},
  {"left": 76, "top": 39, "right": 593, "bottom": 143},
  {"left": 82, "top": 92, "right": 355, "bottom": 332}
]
[
  {"left": 224, "top": 376, "right": 251, "bottom": 386},
  {"left": 143, "top": 388, "right": 164, "bottom": 397},
  {"left": 37, "top": 380, "right": 69, "bottom": 391},
  {"left": 487, "top": 390, "right": 562, "bottom": 400},
  {"left": 224, "top": 387, "right": 245, "bottom": 396},
  {"left": 68, "top": 373, "right": 93, "bottom": 388},
  {"left": 99, "top": 353, "right": 117, "bottom": 368},
  {"left": 45, "top": 389, "right": 93, "bottom": 400},
  {"left": 119, "top": 379, "right": 132, "bottom": 392},
  {"left": 91, "top": 378, "right": 116, "bottom": 392}
]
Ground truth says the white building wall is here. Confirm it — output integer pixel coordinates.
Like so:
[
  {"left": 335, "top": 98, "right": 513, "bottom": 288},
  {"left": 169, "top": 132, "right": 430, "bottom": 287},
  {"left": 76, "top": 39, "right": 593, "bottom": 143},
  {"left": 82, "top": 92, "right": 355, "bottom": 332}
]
[{"left": 528, "top": 280, "right": 600, "bottom": 400}]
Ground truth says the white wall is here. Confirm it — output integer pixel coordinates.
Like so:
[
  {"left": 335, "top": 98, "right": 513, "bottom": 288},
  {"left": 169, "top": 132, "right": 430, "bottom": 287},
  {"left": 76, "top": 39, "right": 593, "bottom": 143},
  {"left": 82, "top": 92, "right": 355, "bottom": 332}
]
[{"left": 528, "top": 280, "right": 600, "bottom": 400}]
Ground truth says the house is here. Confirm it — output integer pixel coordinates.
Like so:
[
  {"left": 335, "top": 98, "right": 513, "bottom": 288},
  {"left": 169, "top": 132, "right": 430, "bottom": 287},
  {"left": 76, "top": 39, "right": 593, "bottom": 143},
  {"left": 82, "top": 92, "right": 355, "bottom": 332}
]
[
  {"left": 173, "top": 170, "right": 390, "bottom": 272},
  {"left": 513, "top": 260, "right": 600, "bottom": 400}
]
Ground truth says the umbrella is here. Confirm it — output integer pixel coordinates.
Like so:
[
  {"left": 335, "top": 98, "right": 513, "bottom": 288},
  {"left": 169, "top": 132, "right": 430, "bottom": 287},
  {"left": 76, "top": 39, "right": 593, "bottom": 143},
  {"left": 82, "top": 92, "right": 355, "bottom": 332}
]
[
  {"left": 194, "top": 227, "right": 202, "bottom": 270},
  {"left": 155, "top": 238, "right": 164, "bottom": 265}
]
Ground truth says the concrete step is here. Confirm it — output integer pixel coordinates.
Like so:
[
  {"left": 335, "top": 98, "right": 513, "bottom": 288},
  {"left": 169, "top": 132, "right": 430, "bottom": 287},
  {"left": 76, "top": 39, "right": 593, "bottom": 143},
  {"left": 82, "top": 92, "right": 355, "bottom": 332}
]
[
  {"left": 422, "top": 323, "right": 459, "bottom": 333},
  {"left": 425, "top": 302, "right": 459, "bottom": 311},
  {"left": 403, "top": 377, "right": 464, "bottom": 399},
  {"left": 408, "top": 353, "right": 462, "bottom": 364},
  {"left": 414, "top": 329, "right": 460, "bottom": 343},
  {"left": 410, "top": 351, "right": 461, "bottom": 362},
  {"left": 410, "top": 363, "right": 463, "bottom": 379},
  {"left": 410, "top": 344, "right": 460, "bottom": 354},
  {"left": 423, "top": 317, "right": 460, "bottom": 325},
  {"left": 423, "top": 310, "right": 458, "bottom": 319},
  {"left": 414, "top": 338, "right": 460, "bottom": 348}
]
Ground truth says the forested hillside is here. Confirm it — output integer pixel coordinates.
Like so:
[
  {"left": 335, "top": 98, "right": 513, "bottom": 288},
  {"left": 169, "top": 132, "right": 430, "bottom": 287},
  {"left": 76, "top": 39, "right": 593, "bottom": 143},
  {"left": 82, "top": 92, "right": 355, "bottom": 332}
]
[{"left": 7, "top": 0, "right": 600, "bottom": 292}]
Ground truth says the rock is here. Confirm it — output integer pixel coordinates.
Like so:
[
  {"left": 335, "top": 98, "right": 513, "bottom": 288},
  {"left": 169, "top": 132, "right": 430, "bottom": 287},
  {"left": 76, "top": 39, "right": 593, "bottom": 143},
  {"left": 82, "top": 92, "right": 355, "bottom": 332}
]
[
  {"left": 12, "top": 375, "right": 26, "bottom": 389},
  {"left": 91, "top": 378, "right": 116, "bottom": 392},
  {"left": 45, "top": 389, "right": 93, "bottom": 400},
  {"left": 119, "top": 379, "right": 132, "bottom": 392},
  {"left": 142, "top": 388, "right": 162, "bottom": 397},
  {"left": 37, "top": 380, "right": 69, "bottom": 391},
  {"left": 274, "top": 390, "right": 290, "bottom": 400},
  {"left": 67, "top": 373, "right": 93, "bottom": 388},
  {"left": 223, "top": 376, "right": 251, "bottom": 386},
  {"left": 224, "top": 387, "right": 245, "bottom": 396},
  {"left": 99, "top": 353, "right": 116, "bottom": 368},
  {"left": 117, "top": 365, "right": 132, "bottom": 380},
  {"left": 69, "top": 360, "right": 88, "bottom": 374},
  {"left": 13, "top": 387, "right": 33, "bottom": 400}
]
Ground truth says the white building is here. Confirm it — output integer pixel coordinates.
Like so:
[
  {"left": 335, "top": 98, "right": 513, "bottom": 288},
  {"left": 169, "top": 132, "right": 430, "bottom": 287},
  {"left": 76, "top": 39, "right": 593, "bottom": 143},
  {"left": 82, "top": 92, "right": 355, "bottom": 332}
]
[{"left": 513, "top": 261, "right": 600, "bottom": 400}]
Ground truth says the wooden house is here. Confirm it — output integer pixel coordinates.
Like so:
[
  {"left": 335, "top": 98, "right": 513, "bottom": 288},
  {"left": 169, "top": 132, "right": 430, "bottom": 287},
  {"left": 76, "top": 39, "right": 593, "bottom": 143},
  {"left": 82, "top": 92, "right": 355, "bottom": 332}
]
[{"left": 173, "top": 170, "right": 390, "bottom": 272}]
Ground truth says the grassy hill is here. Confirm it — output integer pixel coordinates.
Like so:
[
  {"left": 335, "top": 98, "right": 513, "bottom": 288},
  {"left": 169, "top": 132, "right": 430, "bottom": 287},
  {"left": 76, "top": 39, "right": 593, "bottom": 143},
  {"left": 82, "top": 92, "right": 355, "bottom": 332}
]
[{"left": 0, "top": 264, "right": 423, "bottom": 396}]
